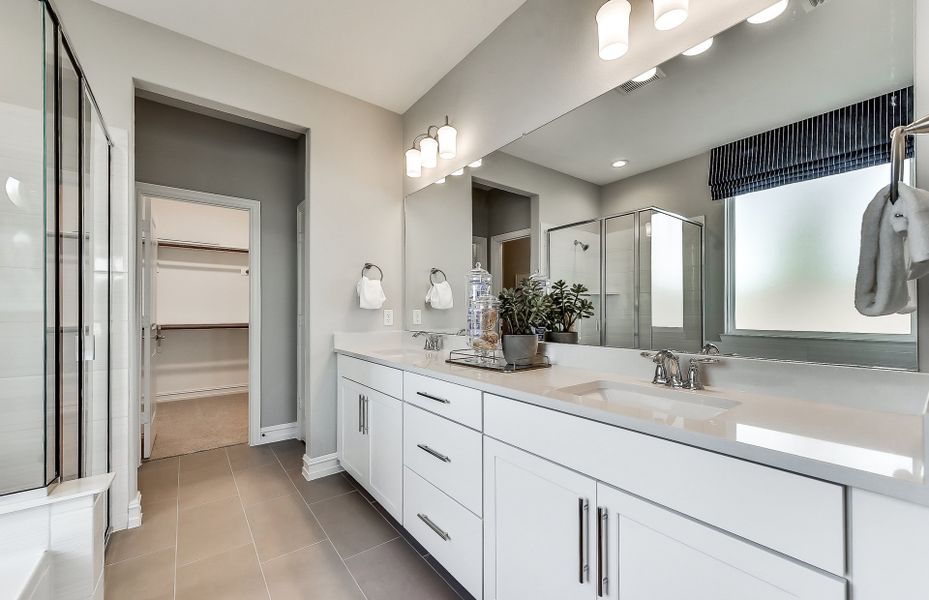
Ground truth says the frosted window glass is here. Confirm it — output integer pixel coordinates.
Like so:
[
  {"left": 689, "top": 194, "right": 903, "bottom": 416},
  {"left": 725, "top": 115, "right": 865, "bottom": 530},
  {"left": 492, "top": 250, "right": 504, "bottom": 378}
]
[
  {"left": 650, "top": 213, "right": 684, "bottom": 328},
  {"left": 733, "top": 163, "right": 911, "bottom": 335}
]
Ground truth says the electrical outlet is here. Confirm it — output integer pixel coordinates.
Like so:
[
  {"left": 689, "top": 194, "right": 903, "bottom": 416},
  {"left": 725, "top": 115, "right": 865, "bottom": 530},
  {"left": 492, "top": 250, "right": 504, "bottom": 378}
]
[
  {"left": 412, "top": 309, "right": 422, "bottom": 325},
  {"left": 383, "top": 309, "right": 394, "bottom": 326}
]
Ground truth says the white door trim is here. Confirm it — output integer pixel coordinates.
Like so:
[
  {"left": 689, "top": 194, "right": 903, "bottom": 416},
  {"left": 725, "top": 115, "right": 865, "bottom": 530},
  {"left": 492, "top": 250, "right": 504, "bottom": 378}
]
[
  {"left": 491, "top": 228, "right": 531, "bottom": 294},
  {"left": 296, "top": 201, "right": 306, "bottom": 442},
  {"left": 135, "top": 182, "right": 263, "bottom": 446}
]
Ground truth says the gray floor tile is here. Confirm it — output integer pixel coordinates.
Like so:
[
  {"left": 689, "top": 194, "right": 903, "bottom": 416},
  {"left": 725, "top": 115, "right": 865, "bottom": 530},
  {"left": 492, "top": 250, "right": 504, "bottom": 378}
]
[
  {"left": 262, "top": 541, "right": 364, "bottom": 600},
  {"left": 104, "top": 547, "right": 175, "bottom": 600},
  {"left": 345, "top": 538, "right": 461, "bottom": 600},
  {"left": 176, "top": 543, "right": 269, "bottom": 600},
  {"left": 288, "top": 471, "right": 356, "bottom": 505},
  {"left": 340, "top": 471, "right": 375, "bottom": 503},
  {"left": 372, "top": 501, "right": 428, "bottom": 556},
  {"left": 245, "top": 492, "right": 326, "bottom": 562},
  {"left": 226, "top": 443, "right": 277, "bottom": 472},
  {"left": 177, "top": 496, "right": 252, "bottom": 566},
  {"left": 232, "top": 461, "right": 295, "bottom": 506},
  {"left": 310, "top": 491, "right": 398, "bottom": 558},
  {"left": 106, "top": 498, "right": 177, "bottom": 565}
]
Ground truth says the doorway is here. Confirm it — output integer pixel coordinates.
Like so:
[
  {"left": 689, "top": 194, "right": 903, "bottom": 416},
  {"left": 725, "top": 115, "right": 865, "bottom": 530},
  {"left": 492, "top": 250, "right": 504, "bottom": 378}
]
[
  {"left": 137, "top": 184, "right": 261, "bottom": 460},
  {"left": 472, "top": 183, "right": 533, "bottom": 293}
]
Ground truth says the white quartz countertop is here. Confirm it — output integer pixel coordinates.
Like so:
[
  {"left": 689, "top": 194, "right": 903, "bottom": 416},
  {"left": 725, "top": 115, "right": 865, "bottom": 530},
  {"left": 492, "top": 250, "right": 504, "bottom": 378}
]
[{"left": 334, "top": 336, "right": 929, "bottom": 506}]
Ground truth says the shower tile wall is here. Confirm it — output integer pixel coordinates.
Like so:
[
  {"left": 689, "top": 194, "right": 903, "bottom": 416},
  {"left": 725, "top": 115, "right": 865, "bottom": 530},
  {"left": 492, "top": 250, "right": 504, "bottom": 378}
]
[{"left": 549, "top": 225, "right": 601, "bottom": 345}]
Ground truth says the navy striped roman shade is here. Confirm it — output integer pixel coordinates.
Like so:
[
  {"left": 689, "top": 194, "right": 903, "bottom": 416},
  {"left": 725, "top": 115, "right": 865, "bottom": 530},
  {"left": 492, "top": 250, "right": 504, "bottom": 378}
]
[{"left": 708, "top": 87, "right": 914, "bottom": 200}]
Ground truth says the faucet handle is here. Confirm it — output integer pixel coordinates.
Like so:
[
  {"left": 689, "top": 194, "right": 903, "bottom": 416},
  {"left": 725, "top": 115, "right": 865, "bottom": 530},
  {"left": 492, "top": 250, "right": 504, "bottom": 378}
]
[
  {"left": 685, "top": 356, "right": 718, "bottom": 390},
  {"left": 690, "top": 356, "right": 720, "bottom": 365},
  {"left": 700, "top": 343, "right": 720, "bottom": 356}
]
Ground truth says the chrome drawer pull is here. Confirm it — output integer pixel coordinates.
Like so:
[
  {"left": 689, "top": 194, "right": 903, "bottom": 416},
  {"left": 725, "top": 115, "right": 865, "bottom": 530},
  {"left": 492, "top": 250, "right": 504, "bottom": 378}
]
[
  {"left": 597, "top": 507, "right": 608, "bottom": 597},
  {"left": 417, "top": 513, "right": 451, "bottom": 541},
  {"left": 416, "top": 391, "right": 450, "bottom": 404},
  {"left": 578, "top": 498, "right": 589, "bottom": 584},
  {"left": 417, "top": 443, "right": 451, "bottom": 463}
]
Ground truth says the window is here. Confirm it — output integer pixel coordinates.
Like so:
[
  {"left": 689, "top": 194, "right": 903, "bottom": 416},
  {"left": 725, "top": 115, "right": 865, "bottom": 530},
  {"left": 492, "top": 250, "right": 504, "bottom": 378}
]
[{"left": 727, "top": 161, "right": 913, "bottom": 338}]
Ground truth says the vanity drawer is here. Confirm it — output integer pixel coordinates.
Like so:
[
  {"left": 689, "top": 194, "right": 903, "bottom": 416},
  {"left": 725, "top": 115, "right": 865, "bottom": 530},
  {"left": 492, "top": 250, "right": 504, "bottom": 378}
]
[
  {"left": 484, "top": 394, "right": 845, "bottom": 576},
  {"left": 338, "top": 354, "right": 402, "bottom": 399},
  {"left": 404, "top": 403, "right": 483, "bottom": 516},
  {"left": 403, "top": 372, "right": 482, "bottom": 430},
  {"left": 404, "top": 468, "right": 483, "bottom": 600}
]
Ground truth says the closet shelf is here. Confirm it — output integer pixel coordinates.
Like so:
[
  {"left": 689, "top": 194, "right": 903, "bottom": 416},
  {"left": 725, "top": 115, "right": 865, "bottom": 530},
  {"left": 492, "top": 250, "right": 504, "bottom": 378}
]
[
  {"left": 159, "top": 323, "right": 249, "bottom": 331},
  {"left": 157, "top": 240, "right": 249, "bottom": 254}
]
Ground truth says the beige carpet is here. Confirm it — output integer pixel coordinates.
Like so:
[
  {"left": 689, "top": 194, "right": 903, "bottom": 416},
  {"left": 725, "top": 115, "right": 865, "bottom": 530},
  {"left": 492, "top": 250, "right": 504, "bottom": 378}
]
[{"left": 148, "top": 392, "right": 248, "bottom": 460}]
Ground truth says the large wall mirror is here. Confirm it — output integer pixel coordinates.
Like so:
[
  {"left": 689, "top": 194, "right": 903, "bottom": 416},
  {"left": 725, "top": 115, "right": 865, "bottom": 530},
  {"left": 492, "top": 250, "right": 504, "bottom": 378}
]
[{"left": 405, "top": 0, "right": 917, "bottom": 370}]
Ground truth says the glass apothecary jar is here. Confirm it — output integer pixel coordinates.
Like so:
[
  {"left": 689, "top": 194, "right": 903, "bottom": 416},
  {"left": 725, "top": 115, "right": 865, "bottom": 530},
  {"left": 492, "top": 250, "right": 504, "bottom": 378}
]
[{"left": 467, "top": 294, "right": 501, "bottom": 356}]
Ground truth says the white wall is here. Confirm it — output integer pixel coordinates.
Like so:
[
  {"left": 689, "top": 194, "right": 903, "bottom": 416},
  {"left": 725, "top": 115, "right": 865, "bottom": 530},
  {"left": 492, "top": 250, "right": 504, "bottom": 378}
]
[
  {"left": 402, "top": 0, "right": 777, "bottom": 195},
  {"left": 54, "top": 0, "right": 403, "bottom": 530}
]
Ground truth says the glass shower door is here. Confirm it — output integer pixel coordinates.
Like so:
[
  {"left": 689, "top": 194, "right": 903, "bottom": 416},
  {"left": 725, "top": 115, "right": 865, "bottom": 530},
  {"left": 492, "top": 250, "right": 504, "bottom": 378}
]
[
  {"left": 604, "top": 214, "right": 636, "bottom": 348},
  {"left": 548, "top": 221, "right": 601, "bottom": 345}
]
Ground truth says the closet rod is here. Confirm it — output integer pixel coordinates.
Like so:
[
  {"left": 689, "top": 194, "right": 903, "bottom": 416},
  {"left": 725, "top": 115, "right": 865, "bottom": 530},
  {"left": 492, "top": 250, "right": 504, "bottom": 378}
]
[
  {"left": 158, "top": 240, "right": 249, "bottom": 254},
  {"left": 159, "top": 323, "right": 249, "bottom": 331}
]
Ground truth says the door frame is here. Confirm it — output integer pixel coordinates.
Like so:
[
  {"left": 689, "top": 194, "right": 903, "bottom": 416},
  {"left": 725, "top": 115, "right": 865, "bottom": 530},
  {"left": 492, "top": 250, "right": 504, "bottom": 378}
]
[
  {"left": 490, "top": 228, "right": 531, "bottom": 294},
  {"left": 134, "top": 182, "right": 262, "bottom": 448}
]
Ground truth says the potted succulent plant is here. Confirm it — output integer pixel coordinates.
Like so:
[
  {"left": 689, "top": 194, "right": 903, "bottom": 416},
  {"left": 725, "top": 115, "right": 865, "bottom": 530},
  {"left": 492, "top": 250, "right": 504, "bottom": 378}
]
[
  {"left": 498, "top": 277, "right": 551, "bottom": 364},
  {"left": 545, "top": 280, "right": 595, "bottom": 344}
]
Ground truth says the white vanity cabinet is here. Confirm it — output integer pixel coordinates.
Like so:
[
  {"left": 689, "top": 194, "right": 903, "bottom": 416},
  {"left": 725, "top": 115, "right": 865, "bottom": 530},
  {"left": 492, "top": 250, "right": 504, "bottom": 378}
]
[{"left": 337, "top": 355, "right": 404, "bottom": 522}]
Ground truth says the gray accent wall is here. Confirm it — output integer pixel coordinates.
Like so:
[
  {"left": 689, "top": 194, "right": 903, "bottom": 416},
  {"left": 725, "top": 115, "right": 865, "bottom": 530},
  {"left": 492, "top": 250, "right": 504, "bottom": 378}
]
[{"left": 135, "top": 97, "right": 304, "bottom": 428}]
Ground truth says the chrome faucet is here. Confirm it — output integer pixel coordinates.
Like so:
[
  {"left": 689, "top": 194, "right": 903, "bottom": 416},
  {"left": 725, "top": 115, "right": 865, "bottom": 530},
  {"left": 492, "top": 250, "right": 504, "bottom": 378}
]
[
  {"left": 685, "top": 356, "right": 720, "bottom": 390},
  {"left": 644, "top": 349, "right": 718, "bottom": 390},
  {"left": 413, "top": 331, "right": 444, "bottom": 351}
]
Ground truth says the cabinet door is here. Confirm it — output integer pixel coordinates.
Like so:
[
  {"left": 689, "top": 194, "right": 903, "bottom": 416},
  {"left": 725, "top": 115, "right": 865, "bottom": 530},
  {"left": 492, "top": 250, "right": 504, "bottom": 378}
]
[
  {"left": 596, "top": 483, "right": 846, "bottom": 600},
  {"left": 339, "top": 377, "right": 369, "bottom": 484},
  {"left": 367, "top": 389, "right": 403, "bottom": 523},
  {"left": 483, "top": 438, "right": 597, "bottom": 600}
]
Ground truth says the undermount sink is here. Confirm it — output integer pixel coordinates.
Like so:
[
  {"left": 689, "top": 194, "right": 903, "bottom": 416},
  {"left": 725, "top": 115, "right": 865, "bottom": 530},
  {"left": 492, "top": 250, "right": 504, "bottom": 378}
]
[
  {"left": 370, "top": 347, "right": 421, "bottom": 359},
  {"left": 556, "top": 379, "right": 740, "bottom": 421}
]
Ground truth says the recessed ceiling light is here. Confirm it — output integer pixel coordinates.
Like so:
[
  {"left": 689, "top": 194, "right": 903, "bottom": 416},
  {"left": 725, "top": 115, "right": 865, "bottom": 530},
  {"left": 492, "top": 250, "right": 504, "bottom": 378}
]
[
  {"left": 747, "top": 0, "right": 789, "bottom": 24},
  {"left": 451, "top": 168, "right": 465, "bottom": 176},
  {"left": 682, "top": 37, "right": 714, "bottom": 56},
  {"left": 436, "top": 177, "right": 446, "bottom": 184},
  {"left": 631, "top": 68, "right": 658, "bottom": 83},
  {"left": 469, "top": 159, "right": 483, "bottom": 168},
  {"left": 612, "top": 160, "right": 628, "bottom": 168}
]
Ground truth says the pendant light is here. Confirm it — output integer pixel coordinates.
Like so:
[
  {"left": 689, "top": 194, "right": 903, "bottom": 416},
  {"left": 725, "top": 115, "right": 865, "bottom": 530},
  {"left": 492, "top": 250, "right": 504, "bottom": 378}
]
[
  {"left": 405, "top": 147, "right": 422, "bottom": 178},
  {"left": 420, "top": 136, "right": 438, "bottom": 169},
  {"left": 653, "top": 0, "right": 689, "bottom": 31},
  {"left": 747, "top": 0, "right": 789, "bottom": 24},
  {"left": 596, "top": 0, "right": 631, "bottom": 61},
  {"left": 437, "top": 116, "right": 458, "bottom": 159}
]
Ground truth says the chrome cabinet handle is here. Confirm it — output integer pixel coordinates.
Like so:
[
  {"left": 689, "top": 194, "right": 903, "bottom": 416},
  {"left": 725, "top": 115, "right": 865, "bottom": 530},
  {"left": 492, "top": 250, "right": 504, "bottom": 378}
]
[
  {"left": 363, "top": 395, "right": 369, "bottom": 435},
  {"left": 417, "top": 513, "right": 451, "bottom": 541},
  {"left": 417, "top": 443, "right": 451, "bottom": 463},
  {"left": 416, "top": 391, "right": 450, "bottom": 404},
  {"left": 358, "top": 394, "right": 363, "bottom": 433},
  {"left": 597, "top": 507, "right": 608, "bottom": 597},
  {"left": 578, "top": 498, "right": 589, "bottom": 584}
]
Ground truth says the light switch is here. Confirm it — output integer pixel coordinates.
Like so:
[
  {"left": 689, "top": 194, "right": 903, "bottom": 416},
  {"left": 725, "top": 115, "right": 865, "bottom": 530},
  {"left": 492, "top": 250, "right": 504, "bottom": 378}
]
[
  {"left": 412, "top": 309, "right": 422, "bottom": 325},
  {"left": 383, "top": 309, "right": 394, "bottom": 326}
]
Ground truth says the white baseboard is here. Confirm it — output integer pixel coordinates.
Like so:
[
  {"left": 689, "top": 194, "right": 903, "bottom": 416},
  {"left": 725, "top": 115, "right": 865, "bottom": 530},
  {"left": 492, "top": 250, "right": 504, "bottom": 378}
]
[
  {"left": 256, "top": 421, "right": 300, "bottom": 445},
  {"left": 126, "top": 492, "right": 142, "bottom": 529},
  {"left": 156, "top": 384, "right": 248, "bottom": 403},
  {"left": 302, "top": 453, "right": 343, "bottom": 481}
]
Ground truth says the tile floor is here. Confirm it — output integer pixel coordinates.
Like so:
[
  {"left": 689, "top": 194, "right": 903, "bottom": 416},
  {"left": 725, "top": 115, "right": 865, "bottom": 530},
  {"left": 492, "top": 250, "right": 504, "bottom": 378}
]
[
  {"left": 149, "top": 393, "right": 249, "bottom": 459},
  {"left": 106, "top": 439, "right": 472, "bottom": 600}
]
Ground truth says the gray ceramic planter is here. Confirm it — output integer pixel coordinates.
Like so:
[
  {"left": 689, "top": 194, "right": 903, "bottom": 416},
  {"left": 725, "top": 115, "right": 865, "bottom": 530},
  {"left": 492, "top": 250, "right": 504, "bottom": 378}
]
[
  {"left": 502, "top": 334, "right": 539, "bottom": 365},
  {"left": 546, "top": 331, "right": 579, "bottom": 344}
]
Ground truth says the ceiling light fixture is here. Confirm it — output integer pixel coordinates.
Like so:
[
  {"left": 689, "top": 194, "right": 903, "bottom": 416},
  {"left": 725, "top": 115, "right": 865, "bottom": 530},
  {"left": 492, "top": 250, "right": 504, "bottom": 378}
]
[
  {"left": 747, "top": 0, "right": 789, "bottom": 24},
  {"left": 469, "top": 159, "right": 483, "bottom": 168},
  {"left": 682, "top": 37, "right": 714, "bottom": 56},
  {"left": 437, "top": 116, "right": 457, "bottom": 159},
  {"left": 653, "top": 0, "right": 689, "bottom": 31},
  {"left": 405, "top": 147, "right": 422, "bottom": 178},
  {"left": 436, "top": 177, "right": 446, "bottom": 184},
  {"left": 596, "top": 0, "right": 632, "bottom": 60},
  {"left": 632, "top": 67, "right": 658, "bottom": 83},
  {"left": 419, "top": 136, "right": 438, "bottom": 169},
  {"left": 451, "top": 168, "right": 465, "bottom": 176},
  {"left": 611, "top": 160, "right": 628, "bottom": 168}
]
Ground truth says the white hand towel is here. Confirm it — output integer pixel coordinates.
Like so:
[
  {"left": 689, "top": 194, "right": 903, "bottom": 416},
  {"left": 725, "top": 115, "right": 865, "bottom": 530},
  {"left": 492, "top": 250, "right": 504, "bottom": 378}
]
[
  {"left": 425, "top": 281, "right": 454, "bottom": 310},
  {"left": 855, "top": 185, "right": 912, "bottom": 316},
  {"left": 357, "top": 276, "right": 386, "bottom": 310},
  {"left": 889, "top": 183, "right": 929, "bottom": 280}
]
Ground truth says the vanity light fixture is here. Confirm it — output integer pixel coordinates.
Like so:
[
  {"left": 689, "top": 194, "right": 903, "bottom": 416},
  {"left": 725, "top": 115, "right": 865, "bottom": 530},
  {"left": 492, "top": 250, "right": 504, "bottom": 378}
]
[
  {"left": 405, "top": 147, "right": 422, "bottom": 178},
  {"left": 437, "top": 116, "right": 458, "bottom": 159},
  {"left": 451, "top": 168, "right": 465, "bottom": 176},
  {"left": 653, "top": 0, "right": 689, "bottom": 31},
  {"left": 747, "top": 0, "right": 789, "bottom": 24},
  {"left": 436, "top": 177, "right": 447, "bottom": 184},
  {"left": 611, "top": 159, "right": 628, "bottom": 168},
  {"left": 682, "top": 37, "right": 714, "bottom": 56},
  {"left": 596, "top": 0, "right": 632, "bottom": 60},
  {"left": 469, "top": 158, "right": 483, "bottom": 168},
  {"left": 632, "top": 67, "right": 658, "bottom": 83},
  {"left": 420, "top": 136, "right": 438, "bottom": 169}
]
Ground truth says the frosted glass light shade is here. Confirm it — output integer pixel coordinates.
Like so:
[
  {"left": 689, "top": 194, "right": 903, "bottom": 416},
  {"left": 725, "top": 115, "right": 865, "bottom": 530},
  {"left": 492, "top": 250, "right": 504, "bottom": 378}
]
[
  {"left": 437, "top": 123, "right": 457, "bottom": 159},
  {"left": 405, "top": 148, "right": 422, "bottom": 178},
  {"left": 632, "top": 67, "right": 658, "bottom": 83},
  {"left": 451, "top": 168, "right": 465, "bottom": 176},
  {"left": 436, "top": 177, "right": 446, "bottom": 184},
  {"left": 682, "top": 37, "right": 713, "bottom": 56},
  {"left": 420, "top": 137, "right": 438, "bottom": 169},
  {"left": 596, "top": 0, "right": 631, "bottom": 61},
  {"left": 469, "top": 159, "right": 483, "bottom": 168},
  {"left": 654, "top": 0, "right": 689, "bottom": 30},
  {"left": 747, "top": 0, "right": 789, "bottom": 24}
]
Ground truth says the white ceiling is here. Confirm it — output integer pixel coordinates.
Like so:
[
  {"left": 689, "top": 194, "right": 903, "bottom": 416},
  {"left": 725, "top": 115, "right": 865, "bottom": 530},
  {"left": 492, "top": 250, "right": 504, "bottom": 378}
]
[
  {"left": 89, "top": 0, "right": 526, "bottom": 113},
  {"left": 502, "top": 0, "right": 914, "bottom": 186}
]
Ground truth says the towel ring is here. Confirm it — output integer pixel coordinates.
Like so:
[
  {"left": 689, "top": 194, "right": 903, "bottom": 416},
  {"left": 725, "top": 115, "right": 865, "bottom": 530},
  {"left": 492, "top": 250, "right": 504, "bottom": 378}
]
[
  {"left": 429, "top": 268, "right": 447, "bottom": 284},
  {"left": 362, "top": 263, "right": 383, "bottom": 281}
]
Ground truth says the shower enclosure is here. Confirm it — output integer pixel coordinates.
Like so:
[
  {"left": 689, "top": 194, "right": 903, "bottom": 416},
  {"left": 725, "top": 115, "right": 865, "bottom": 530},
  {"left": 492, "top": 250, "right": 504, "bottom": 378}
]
[
  {"left": 1, "top": 0, "right": 112, "bottom": 497},
  {"left": 548, "top": 208, "right": 704, "bottom": 352}
]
